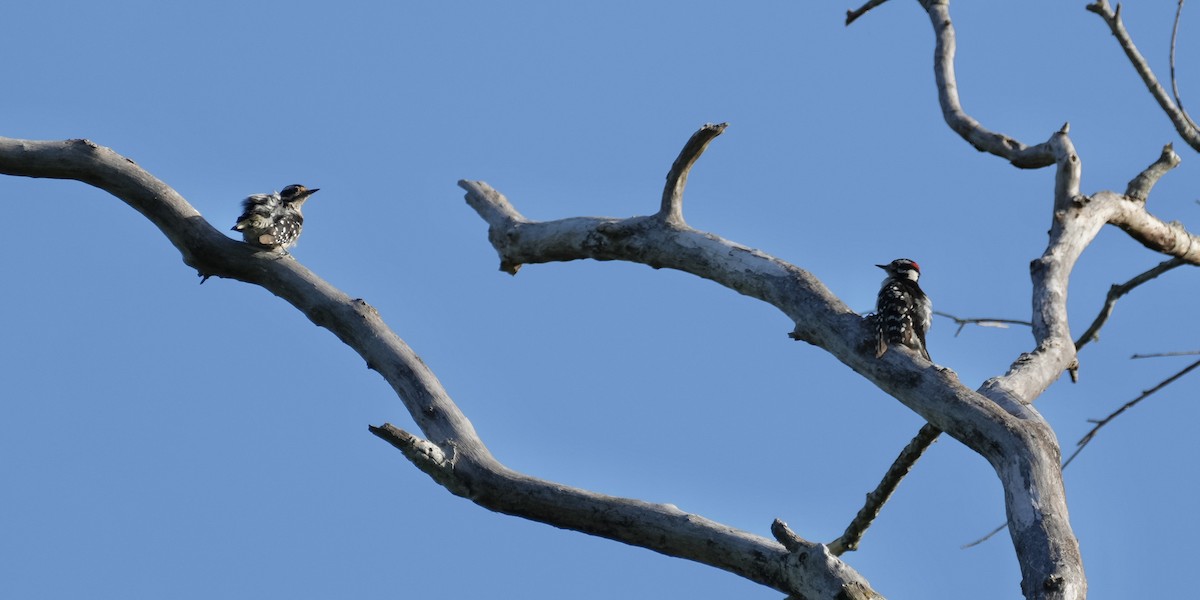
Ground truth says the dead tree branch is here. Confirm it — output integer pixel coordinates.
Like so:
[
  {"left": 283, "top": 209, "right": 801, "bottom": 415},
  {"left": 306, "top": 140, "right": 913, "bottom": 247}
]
[
  {"left": 920, "top": 1, "right": 1061, "bottom": 168},
  {"left": 463, "top": 122, "right": 1083, "bottom": 600},
  {"left": 1169, "top": 0, "right": 1200, "bottom": 132},
  {"left": 1132, "top": 350, "right": 1200, "bottom": 359},
  {"left": 1074, "top": 257, "right": 1186, "bottom": 352},
  {"left": 1125, "top": 143, "right": 1183, "bottom": 202},
  {"left": 660, "top": 122, "right": 725, "bottom": 226},
  {"left": 828, "top": 423, "right": 941, "bottom": 555},
  {"left": 905, "top": 0, "right": 1200, "bottom": 593},
  {"left": 0, "top": 135, "right": 878, "bottom": 600},
  {"left": 1063, "top": 358, "right": 1200, "bottom": 468},
  {"left": 846, "top": 0, "right": 892, "bottom": 25},
  {"left": 934, "top": 310, "right": 1031, "bottom": 337},
  {"left": 969, "top": 354, "right": 1200, "bottom": 548},
  {"left": 1088, "top": 0, "right": 1200, "bottom": 150}
]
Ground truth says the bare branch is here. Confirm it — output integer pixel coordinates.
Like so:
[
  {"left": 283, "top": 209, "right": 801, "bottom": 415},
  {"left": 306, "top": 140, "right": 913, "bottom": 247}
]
[
  {"left": 660, "top": 123, "right": 726, "bottom": 226},
  {"left": 934, "top": 310, "right": 1031, "bottom": 337},
  {"left": 1125, "top": 144, "right": 1182, "bottom": 201},
  {"left": 845, "top": 0, "right": 892, "bottom": 25},
  {"left": 1063, "top": 358, "right": 1200, "bottom": 468},
  {"left": 1103, "top": 190, "right": 1200, "bottom": 264},
  {"left": 0, "top": 136, "right": 878, "bottom": 599},
  {"left": 462, "top": 170, "right": 1085, "bottom": 598},
  {"left": 1074, "top": 257, "right": 1186, "bottom": 351},
  {"left": 828, "top": 423, "right": 941, "bottom": 556},
  {"left": 1170, "top": 0, "right": 1200, "bottom": 132},
  {"left": 919, "top": 1, "right": 1061, "bottom": 168},
  {"left": 963, "top": 523, "right": 1009, "bottom": 550},
  {"left": 1133, "top": 350, "right": 1200, "bottom": 358},
  {"left": 770, "top": 519, "right": 810, "bottom": 552},
  {"left": 979, "top": 130, "right": 1081, "bottom": 408},
  {"left": 1088, "top": 0, "right": 1200, "bottom": 150}
]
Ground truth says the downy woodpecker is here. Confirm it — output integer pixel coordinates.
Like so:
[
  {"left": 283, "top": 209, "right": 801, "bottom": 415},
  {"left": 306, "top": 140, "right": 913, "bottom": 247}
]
[
  {"left": 874, "top": 258, "right": 932, "bottom": 361},
  {"left": 232, "top": 184, "right": 319, "bottom": 252}
]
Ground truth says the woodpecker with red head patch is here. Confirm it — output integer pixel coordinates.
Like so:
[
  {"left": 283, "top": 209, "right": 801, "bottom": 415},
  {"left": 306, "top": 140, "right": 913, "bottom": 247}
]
[
  {"left": 232, "top": 184, "right": 319, "bottom": 253},
  {"left": 874, "top": 258, "right": 932, "bottom": 361}
]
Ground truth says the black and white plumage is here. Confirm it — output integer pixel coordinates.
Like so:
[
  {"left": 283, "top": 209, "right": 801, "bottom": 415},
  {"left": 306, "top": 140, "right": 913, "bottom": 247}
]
[
  {"left": 231, "top": 184, "right": 319, "bottom": 252},
  {"left": 874, "top": 258, "right": 933, "bottom": 361}
]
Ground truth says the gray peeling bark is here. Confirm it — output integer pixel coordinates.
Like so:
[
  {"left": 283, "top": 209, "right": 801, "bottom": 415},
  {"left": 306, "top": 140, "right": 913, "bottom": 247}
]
[{"left": 0, "top": 135, "right": 878, "bottom": 599}]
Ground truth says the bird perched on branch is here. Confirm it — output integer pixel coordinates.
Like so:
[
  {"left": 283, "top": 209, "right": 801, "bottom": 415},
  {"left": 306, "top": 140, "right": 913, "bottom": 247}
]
[
  {"left": 231, "top": 184, "right": 319, "bottom": 252},
  {"left": 873, "top": 258, "right": 932, "bottom": 361}
]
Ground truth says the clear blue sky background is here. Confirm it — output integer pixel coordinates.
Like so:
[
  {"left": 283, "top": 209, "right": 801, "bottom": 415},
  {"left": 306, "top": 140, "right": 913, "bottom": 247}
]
[{"left": 2, "top": 2, "right": 1197, "bottom": 598}]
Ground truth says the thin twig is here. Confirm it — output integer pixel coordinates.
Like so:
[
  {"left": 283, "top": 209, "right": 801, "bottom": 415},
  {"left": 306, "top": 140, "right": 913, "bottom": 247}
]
[
  {"left": 933, "top": 310, "right": 1031, "bottom": 337},
  {"left": 1132, "top": 350, "right": 1200, "bottom": 359},
  {"left": 1063, "top": 358, "right": 1200, "bottom": 468},
  {"left": 1088, "top": 0, "right": 1200, "bottom": 150},
  {"left": 1170, "top": 0, "right": 1200, "bottom": 132},
  {"left": 960, "top": 523, "right": 1008, "bottom": 549},
  {"left": 1074, "top": 258, "right": 1186, "bottom": 352},
  {"left": 828, "top": 423, "right": 941, "bottom": 555},
  {"left": 845, "top": 0, "right": 892, "bottom": 25}
]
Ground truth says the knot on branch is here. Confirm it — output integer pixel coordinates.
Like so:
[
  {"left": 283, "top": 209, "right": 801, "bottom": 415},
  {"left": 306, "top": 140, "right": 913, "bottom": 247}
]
[{"left": 770, "top": 522, "right": 882, "bottom": 600}]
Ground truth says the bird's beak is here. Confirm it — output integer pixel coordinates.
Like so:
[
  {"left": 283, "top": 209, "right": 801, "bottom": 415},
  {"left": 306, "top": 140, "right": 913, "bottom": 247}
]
[
  {"left": 306, "top": 188, "right": 320, "bottom": 197},
  {"left": 875, "top": 264, "right": 887, "bottom": 270}
]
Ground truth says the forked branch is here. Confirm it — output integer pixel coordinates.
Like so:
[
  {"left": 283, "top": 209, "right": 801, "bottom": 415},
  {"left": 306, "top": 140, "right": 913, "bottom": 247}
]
[{"left": 463, "top": 124, "right": 1085, "bottom": 600}]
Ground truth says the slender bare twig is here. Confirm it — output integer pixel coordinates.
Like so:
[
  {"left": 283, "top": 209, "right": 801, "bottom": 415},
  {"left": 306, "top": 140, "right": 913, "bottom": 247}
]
[
  {"left": 963, "top": 523, "right": 1009, "bottom": 549},
  {"left": 1063, "top": 358, "right": 1200, "bottom": 468},
  {"left": 1133, "top": 350, "right": 1200, "bottom": 359},
  {"left": 660, "top": 123, "right": 726, "bottom": 226},
  {"left": 1170, "top": 0, "right": 1200, "bottom": 132},
  {"left": 828, "top": 423, "right": 941, "bottom": 555},
  {"left": 934, "top": 310, "right": 1031, "bottom": 337},
  {"left": 1088, "top": 0, "right": 1200, "bottom": 150},
  {"left": 1074, "top": 257, "right": 1186, "bottom": 351},
  {"left": 845, "top": 0, "right": 892, "bottom": 25}
]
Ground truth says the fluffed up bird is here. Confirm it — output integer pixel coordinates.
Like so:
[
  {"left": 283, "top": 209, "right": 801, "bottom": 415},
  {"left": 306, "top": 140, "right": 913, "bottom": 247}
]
[
  {"left": 231, "top": 184, "right": 319, "bottom": 252},
  {"left": 874, "top": 258, "right": 932, "bottom": 361}
]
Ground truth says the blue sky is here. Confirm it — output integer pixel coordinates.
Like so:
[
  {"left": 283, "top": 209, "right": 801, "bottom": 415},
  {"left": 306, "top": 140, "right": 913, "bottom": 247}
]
[{"left": 2, "top": 1, "right": 1197, "bottom": 598}]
